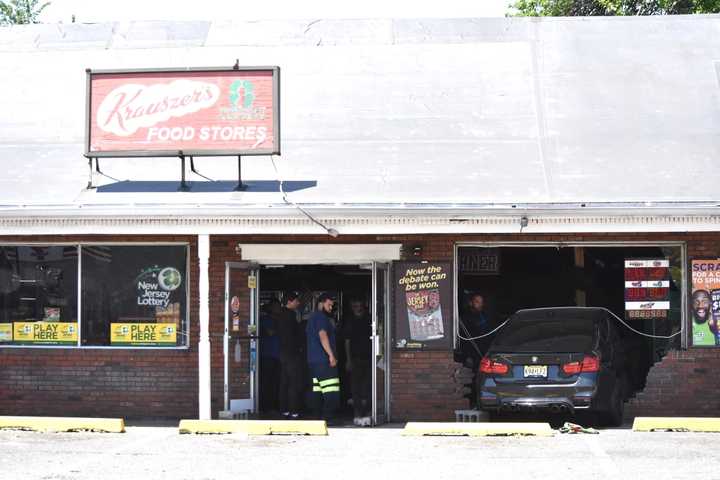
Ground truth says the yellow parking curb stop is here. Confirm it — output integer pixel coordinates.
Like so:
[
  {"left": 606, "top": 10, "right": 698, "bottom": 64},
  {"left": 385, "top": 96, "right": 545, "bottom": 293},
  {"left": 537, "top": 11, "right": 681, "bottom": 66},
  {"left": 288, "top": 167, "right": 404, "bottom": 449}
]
[
  {"left": 402, "top": 422, "right": 554, "bottom": 437},
  {"left": 178, "top": 419, "right": 328, "bottom": 435},
  {"left": 633, "top": 417, "right": 720, "bottom": 433},
  {"left": 0, "top": 416, "right": 125, "bottom": 433}
]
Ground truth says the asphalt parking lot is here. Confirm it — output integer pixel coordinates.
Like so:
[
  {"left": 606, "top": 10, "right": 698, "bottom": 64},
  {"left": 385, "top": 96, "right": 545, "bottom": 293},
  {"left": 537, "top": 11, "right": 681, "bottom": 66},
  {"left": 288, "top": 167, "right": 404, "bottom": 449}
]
[{"left": 0, "top": 423, "right": 718, "bottom": 480}]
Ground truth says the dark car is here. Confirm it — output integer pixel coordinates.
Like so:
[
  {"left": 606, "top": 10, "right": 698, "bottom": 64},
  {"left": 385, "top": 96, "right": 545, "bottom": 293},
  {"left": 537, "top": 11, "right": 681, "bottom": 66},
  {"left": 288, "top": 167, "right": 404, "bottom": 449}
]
[{"left": 477, "top": 307, "right": 628, "bottom": 426}]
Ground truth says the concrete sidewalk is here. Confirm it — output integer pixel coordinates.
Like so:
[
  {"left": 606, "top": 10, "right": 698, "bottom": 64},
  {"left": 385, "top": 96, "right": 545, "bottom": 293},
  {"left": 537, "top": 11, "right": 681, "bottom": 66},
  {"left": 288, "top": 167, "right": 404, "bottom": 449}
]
[{"left": 0, "top": 425, "right": 716, "bottom": 480}]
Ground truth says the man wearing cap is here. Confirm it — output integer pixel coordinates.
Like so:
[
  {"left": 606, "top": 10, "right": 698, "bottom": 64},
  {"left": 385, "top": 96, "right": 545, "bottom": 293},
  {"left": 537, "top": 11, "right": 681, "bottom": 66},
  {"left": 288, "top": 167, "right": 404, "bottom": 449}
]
[
  {"left": 277, "top": 291, "right": 304, "bottom": 419},
  {"left": 306, "top": 292, "right": 340, "bottom": 422}
]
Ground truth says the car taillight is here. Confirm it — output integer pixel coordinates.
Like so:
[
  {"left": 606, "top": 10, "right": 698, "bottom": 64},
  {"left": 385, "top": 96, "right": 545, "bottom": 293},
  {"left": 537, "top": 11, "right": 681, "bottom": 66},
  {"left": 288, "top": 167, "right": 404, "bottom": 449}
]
[
  {"left": 562, "top": 355, "right": 600, "bottom": 375},
  {"left": 581, "top": 355, "right": 600, "bottom": 372},
  {"left": 479, "top": 357, "right": 509, "bottom": 375},
  {"left": 562, "top": 361, "right": 582, "bottom": 375}
]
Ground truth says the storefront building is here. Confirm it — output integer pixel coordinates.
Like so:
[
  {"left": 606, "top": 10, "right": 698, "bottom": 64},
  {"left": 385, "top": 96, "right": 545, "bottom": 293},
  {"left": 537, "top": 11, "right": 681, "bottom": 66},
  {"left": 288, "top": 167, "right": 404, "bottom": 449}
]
[{"left": 1, "top": 16, "right": 719, "bottom": 422}]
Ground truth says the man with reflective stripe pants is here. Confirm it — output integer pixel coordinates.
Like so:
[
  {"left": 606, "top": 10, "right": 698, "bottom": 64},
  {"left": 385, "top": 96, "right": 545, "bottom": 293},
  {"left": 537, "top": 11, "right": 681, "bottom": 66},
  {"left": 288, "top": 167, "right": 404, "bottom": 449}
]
[{"left": 306, "top": 292, "right": 340, "bottom": 423}]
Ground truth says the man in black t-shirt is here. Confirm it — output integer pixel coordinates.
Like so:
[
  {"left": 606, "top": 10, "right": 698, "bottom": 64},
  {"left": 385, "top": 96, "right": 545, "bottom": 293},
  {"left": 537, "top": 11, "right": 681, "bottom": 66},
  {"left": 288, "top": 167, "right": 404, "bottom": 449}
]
[
  {"left": 458, "top": 293, "right": 492, "bottom": 407},
  {"left": 277, "top": 291, "right": 304, "bottom": 419},
  {"left": 344, "top": 298, "right": 372, "bottom": 426},
  {"left": 459, "top": 293, "right": 491, "bottom": 368}
]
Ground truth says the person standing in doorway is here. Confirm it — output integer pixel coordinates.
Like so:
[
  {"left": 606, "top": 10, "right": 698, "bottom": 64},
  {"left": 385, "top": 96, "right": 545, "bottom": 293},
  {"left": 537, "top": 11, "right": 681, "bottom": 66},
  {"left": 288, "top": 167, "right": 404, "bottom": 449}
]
[
  {"left": 344, "top": 298, "right": 372, "bottom": 427},
  {"left": 277, "top": 291, "right": 304, "bottom": 419},
  {"left": 259, "top": 299, "right": 281, "bottom": 415},
  {"left": 459, "top": 293, "right": 492, "bottom": 407},
  {"left": 306, "top": 292, "right": 340, "bottom": 423},
  {"left": 460, "top": 293, "right": 491, "bottom": 366}
]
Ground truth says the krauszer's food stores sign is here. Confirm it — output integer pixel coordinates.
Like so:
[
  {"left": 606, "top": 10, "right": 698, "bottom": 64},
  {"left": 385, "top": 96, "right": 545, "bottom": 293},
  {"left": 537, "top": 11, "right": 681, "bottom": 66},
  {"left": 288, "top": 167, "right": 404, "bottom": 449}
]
[{"left": 85, "top": 66, "right": 280, "bottom": 157}]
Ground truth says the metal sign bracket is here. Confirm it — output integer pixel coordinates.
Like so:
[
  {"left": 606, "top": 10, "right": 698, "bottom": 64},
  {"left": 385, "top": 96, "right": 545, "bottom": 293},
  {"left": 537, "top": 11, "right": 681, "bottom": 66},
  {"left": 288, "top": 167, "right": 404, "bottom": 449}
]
[
  {"left": 86, "top": 157, "right": 109, "bottom": 189},
  {"left": 178, "top": 152, "right": 190, "bottom": 191},
  {"left": 86, "top": 157, "right": 95, "bottom": 189},
  {"left": 234, "top": 156, "right": 246, "bottom": 191}
]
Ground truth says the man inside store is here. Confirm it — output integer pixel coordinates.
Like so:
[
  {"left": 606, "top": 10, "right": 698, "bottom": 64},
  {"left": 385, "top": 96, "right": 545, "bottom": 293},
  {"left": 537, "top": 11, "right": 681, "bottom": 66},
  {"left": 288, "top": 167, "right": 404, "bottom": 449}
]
[
  {"left": 343, "top": 298, "right": 372, "bottom": 427},
  {"left": 259, "top": 299, "right": 281, "bottom": 414},
  {"left": 277, "top": 291, "right": 304, "bottom": 419},
  {"left": 457, "top": 293, "right": 493, "bottom": 406},
  {"left": 306, "top": 292, "right": 341, "bottom": 423},
  {"left": 692, "top": 289, "right": 716, "bottom": 346},
  {"left": 459, "top": 293, "right": 492, "bottom": 366}
]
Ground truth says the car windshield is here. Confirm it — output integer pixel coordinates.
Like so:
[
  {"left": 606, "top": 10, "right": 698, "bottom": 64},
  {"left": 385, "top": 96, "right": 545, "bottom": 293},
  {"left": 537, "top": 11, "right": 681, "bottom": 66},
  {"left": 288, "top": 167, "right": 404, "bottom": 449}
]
[{"left": 491, "top": 310, "right": 598, "bottom": 353}]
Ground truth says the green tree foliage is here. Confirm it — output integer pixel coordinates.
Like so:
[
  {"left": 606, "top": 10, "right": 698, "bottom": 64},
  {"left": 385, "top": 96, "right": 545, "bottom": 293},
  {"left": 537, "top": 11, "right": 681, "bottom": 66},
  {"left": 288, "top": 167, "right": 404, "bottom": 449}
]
[
  {"left": 0, "top": 0, "right": 51, "bottom": 25},
  {"left": 511, "top": 0, "right": 720, "bottom": 15}
]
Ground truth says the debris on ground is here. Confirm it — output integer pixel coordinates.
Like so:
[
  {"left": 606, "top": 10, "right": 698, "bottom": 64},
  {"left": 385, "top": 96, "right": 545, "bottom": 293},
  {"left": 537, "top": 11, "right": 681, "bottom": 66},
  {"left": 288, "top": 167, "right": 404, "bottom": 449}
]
[{"left": 558, "top": 422, "right": 599, "bottom": 434}]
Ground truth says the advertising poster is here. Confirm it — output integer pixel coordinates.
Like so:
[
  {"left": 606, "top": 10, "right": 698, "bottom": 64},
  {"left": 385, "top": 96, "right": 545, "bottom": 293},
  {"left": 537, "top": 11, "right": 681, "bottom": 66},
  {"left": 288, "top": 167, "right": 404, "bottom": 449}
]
[
  {"left": 136, "top": 265, "right": 183, "bottom": 309},
  {"left": 135, "top": 265, "right": 184, "bottom": 325},
  {"left": 691, "top": 259, "right": 720, "bottom": 347},
  {"left": 12, "top": 322, "right": 77, "bottom": 345},
  {"left": 110, "top": 323, "right": 177, "bottom": 346},
  {"left": 393, "top": 261, "right": 452, "bottom": 350},
  {"left": 624, "top": 258, "right": 671, "bottom": 320},
  {"left": 110, "top": 263, "right": 185, "bottom": 346},
  {"left": 0, "top": 323, "right": 12, "bottom": 342}
]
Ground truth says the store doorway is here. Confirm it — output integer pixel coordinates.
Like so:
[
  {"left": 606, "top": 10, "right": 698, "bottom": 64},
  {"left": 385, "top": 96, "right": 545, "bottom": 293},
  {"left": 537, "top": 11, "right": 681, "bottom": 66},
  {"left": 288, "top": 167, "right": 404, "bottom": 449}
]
[
  {"left": 455, "top": 244, "right": 684, "bottom": 407},
  {"left": 223, "top": 262, "right": 390, "bottom": 425},
  {"left": 223, "top": 262, "right": 258, "bottom": 416}
]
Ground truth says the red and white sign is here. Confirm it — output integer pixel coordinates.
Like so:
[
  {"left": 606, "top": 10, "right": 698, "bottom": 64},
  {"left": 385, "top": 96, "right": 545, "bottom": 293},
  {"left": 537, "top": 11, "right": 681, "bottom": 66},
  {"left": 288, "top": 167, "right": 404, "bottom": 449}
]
[
  {"left": 86, "top": 67, "right": 280, "bottom": 157},
  {"left": 624, "top": 258, "right": 671, "bottom": 318}
]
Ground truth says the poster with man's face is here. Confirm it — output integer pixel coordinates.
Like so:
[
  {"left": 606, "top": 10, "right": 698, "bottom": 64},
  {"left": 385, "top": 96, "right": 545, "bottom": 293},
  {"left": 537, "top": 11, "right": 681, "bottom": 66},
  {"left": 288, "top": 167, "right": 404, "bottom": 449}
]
[{"left": 691, "top": 259, "right": 720, "bottom": 347}]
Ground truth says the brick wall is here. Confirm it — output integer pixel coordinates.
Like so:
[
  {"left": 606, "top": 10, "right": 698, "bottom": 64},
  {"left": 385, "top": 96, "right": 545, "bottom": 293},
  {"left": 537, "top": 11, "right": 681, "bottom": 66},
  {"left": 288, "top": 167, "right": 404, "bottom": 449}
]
[
  {"left": 0, "top": 235, "right": 200, "bottom": 419},
  {"left": 625, "top": 233, "right": 720, "bottom": 418},
  {"left": 225, "top": 234, "right": 468, "bottom": 421},
  {"left": 385, "top": 231, "right": 720, "bottom": 420},
  {"left": 0, "top": 231, "right": 718, "bottom": 420},
  {"left": 391, "top": 351, "right": 467, "bottom": 421},
  {"left": 0, "top": 348, "right": 198, "bottom": 418},
  {"left": 625, "top": 349, "right": 720, "bottom": 417}
]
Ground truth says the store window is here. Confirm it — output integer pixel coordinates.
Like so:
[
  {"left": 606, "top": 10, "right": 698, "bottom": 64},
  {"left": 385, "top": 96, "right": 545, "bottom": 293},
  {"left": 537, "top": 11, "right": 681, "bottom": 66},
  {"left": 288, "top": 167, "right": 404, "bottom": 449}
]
[
  {"left": 81, "top": 245, "right": 188, "bottom": 347},
  {"left": 455, "top": 245, "right": 683, "bottom": 339},
  {"left": 454, "top": 244, "right": 684, "bottom": 402},
  {"left": 0, "top": 246, "right": 79, "bottom": 346}
]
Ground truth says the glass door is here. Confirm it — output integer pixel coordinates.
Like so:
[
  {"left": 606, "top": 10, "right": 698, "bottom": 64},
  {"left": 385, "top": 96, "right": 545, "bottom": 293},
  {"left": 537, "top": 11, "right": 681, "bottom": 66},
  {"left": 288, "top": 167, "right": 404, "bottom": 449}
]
[
  {"left": 224, "top": 262, "right": 260, "bottom": 414},
  {"left": 371, "top": 262, "right": 391, "bottom": 425}
]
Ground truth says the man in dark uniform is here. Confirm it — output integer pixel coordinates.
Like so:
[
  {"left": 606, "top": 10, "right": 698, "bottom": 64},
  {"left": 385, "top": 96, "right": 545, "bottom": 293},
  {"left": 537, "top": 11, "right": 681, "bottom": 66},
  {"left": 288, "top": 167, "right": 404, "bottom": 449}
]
[
  {"left": 458, "top": 293, "right": 492, "bottom": 406},
  {"left": 259, "top": 299, "right": 281, "bottom": 414},
  {"left": 343, "top": 298, "right": 372, "bottom": 426},
  {"left": 306, "top": 292, "right": 340, "bottom": 422},
  {"left": 459, "top": 293, "right": 491, "bottom": 366},
  {"left": 277, "top": 291, "right": 304, "bottom": 419}
]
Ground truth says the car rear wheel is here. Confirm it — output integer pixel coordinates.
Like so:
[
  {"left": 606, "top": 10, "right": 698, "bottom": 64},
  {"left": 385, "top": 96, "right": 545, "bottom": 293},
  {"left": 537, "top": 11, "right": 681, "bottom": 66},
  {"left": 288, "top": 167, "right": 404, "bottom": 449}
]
[{"left": 600, "top": 381, "right": 625, "bottom": 427}]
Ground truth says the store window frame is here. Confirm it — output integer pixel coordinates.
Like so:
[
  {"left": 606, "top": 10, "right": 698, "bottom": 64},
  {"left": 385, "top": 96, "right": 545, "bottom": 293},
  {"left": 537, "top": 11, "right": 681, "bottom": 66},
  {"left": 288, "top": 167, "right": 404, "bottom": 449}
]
[
  {"left": 452, "top": 241, "right": 689, "bottom": 350},
  {"left": 0, "top": 241, "right": 191, "bottom": 350}
]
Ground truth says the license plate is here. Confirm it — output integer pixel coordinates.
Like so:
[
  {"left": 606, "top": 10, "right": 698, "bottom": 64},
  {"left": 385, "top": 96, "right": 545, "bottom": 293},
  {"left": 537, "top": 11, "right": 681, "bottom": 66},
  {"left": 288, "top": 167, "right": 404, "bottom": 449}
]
[{"left": 523, "top": 365, "right": 548, "bottom": 378}]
